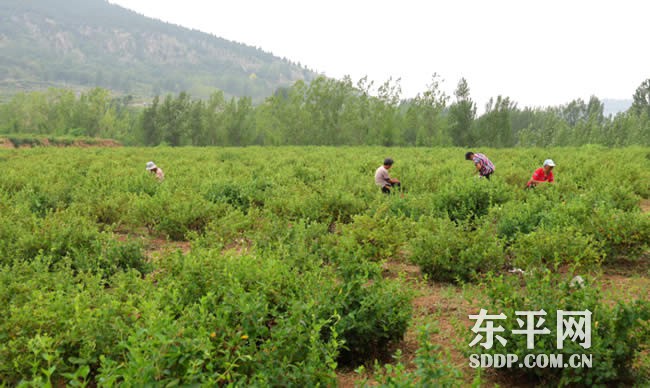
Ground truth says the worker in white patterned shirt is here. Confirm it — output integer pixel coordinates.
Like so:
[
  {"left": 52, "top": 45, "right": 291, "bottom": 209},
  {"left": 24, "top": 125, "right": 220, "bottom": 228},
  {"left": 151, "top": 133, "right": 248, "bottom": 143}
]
[{"left": 375, "top": 158, "right": 401, "bottom": 194}]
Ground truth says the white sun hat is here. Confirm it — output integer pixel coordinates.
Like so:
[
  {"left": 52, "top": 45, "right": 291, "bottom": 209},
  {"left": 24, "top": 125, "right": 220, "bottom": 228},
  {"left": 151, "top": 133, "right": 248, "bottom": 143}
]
[
  {"left": 543, "top": 159, "right": 556, "bottom": 167},
  {"left": 146, "top": 161, "right": 157, "bottom": 170}
]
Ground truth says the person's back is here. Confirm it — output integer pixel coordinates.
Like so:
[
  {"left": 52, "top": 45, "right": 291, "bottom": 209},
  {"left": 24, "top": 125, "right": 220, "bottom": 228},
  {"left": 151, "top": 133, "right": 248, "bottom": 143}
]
[
  {"left": 146, "top": 161, "right": 165, "bottom": 181},
  {"left": 465, "top": 151, "right": 495, "bottom": 179},
  {"left": 154, "top": 167, "right": 165, "bottom": 181},
  {"left": 375, "top": 158, "right": 401, "bottom": 194},
  {"left": 375, "top": 165, "right": 390, "bottom": 187},
  {"left": 473, "top": 153, "right": 495, "bottom": 175}
]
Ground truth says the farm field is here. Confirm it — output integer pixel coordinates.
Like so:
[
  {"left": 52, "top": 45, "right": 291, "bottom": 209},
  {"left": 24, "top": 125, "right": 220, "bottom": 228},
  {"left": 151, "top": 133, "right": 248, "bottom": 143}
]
[{"left": 0, "top": 146, "right": 649, "bottom": 387}]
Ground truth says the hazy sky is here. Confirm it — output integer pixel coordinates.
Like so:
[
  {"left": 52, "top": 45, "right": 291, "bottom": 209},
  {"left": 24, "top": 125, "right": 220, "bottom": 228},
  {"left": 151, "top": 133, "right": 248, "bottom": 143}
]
[{"left": 108, "top": 0, "right": 649, "bottom": 109}]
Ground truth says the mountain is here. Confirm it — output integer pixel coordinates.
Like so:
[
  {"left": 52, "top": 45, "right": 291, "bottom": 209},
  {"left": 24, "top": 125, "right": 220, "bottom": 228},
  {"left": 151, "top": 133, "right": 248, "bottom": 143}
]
[{"left": 0, "top": 0, "right": 319, "bottom": 102}]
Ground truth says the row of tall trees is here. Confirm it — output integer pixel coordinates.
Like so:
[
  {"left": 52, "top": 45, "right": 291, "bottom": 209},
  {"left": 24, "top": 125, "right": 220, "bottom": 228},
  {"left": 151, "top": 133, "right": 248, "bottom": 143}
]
[
  {"left": 1, "top": 77, "right": 650, "bottom": 147},
  {"left": 0, "top": 88, "right": 137, "bottom": 141}
]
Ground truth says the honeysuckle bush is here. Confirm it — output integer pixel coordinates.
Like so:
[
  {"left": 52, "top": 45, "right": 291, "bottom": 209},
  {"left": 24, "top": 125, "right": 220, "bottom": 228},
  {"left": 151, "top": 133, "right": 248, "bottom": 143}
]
[
  {"left": 431, "top": 177, "right": 513, "bottom": 222},
  {"left": 0, "top": 145, "right": 648, "bottom": 385},
  {"left": 1, "top": 249, "right": 411, "bottom": 385},
  {"left": 355, "top": 324, "right": 463, "bottom": 388},
  {"left": 473, "top": 270, "right": 650, "bottom": 386},
  {"left": 96, "top": 250, "right": 347, "bottom": 386},
  {"left": 0, "top": 259, "right": 151, "bottom": 383},
  {"left": 335, "top": 206, "right": 415, "bottom": 262},
  {"left": 0, "top": 207, "right": 148, "bottom": 276},
  {"left": 583, "top": 206, "right": 650, "bottom": 261},
  {"left": 508, "top": 225, "right": 605, "bottom": 270},
  {"left": 410, "top": 216, "right": 506, "bottom": 283}
]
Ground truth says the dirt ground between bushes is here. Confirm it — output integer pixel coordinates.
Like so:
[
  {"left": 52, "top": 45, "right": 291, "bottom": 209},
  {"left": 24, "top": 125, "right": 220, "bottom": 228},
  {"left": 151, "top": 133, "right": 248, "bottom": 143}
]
[
  {"left": 337, "top": 255, "right": 650, "bottom": 388},
  {"left": 641, "top": 199, "right": 650, "bottom": 213},
  {"left": 118, "top": 197, "right": 650, "bottom": 387}
]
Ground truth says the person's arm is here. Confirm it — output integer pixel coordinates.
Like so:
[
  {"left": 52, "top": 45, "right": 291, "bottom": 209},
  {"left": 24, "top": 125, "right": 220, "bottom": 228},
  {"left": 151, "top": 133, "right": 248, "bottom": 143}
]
[
  {"left": 530, "top": 175, "right": 550, "bottom": 184},
  {"left": 529, "top": 170, "right": 551, "bottom": 184},
  {"left": 380, "top": 170, "right": 394, "bottom": 186},
  {"left": 474, "top": 161, "right": 482, "bottom": 175},
  {"left": 383, "top": 168, "right": 399, "bottom": 184}
]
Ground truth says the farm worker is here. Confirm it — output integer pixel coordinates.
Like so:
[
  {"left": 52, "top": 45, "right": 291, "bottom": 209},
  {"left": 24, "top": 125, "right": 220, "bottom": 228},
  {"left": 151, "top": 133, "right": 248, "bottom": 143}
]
[
  {"left": 465, "top": 151, "right": 495, "bottom": 180},
  {"left": 375, "top": 158, "right": 401, "bottom": 194},
  {"left": 146, "top": 161, "right": 165, "bottom": 181},
  {"left": 526, "top": 159, "right": 555, "bottom": 188}
]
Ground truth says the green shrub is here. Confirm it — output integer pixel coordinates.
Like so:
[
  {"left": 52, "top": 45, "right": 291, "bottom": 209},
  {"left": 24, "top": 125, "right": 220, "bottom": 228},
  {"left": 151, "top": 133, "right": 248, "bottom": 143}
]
[
  {"left": 156, "top": 194, "right": 216, "bottom": 241},
  {"left": 492, "top": 196, "right": 547, "bottom": 241},
  {"left": 123, "top": 173, "right": 161, "bottom": 196},
  {"left": 474, "top": 270, "right": 650, "bottom": 386},
  {"left": 126, "top": 192, "right": 166, "bottom": 234},
  {"left": 432, "top": 179, "right": 512, "bottom": 223},
  {"left": 383, "top": 193, "right": 438, "bottom": 220},
  {"left": 357, "top": 324, "right": 462, "bottom": 387},
  {"left": 9, "top": 136, "right": 41, "bottom": 147},
  {"left": 330, "top": 261, "right": 413, "bottom": 366},
  {"left": 582, "top": 181, "right": 642, "bottom": 212},
  {"left": 100, "top": 238, "right": 149, "bottom": 275},
  {"left": 250, "top": 218, "right": 334, "bottom": 270},
  {"left": 127, "top": 189, "right": 216, "bottom": 240},
  {"left": 410, "top": 217, "right": 505, "bottom": 283},
  {"left": 11, "top": 210, "right": 101, "bottom": 264},
  {"left": 189, "top": 204, "right": 250, "bottom": 249},
  {"left": 0, "top": 260, "right": 147, "bottom": 384},
  {"left": 336, "top": 207, "right": 413, "bottom": 261},
  {"left": 582, "top": 207, "right": 650, "bottom": 262},
  {"left": 13, "top": 182, "right": 75, "bottom": 217},
  {"left": 71, "top": 192, "right": 131, "bottom": 226},
  {"left": 265, "top": 186, "right": 366, "bottom": 223},
  {"left": 125, "top": 251, "right": 343, "bottom": 385},
  {"left": 204, "top": 182, "right": 252, "bottom": 211},
  {"left": 508, "top": 226, "right": 604, "bottom": 270}
]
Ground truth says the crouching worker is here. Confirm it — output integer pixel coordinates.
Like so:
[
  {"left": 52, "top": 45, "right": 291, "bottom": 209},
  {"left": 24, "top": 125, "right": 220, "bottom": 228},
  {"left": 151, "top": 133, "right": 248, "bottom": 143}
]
[
  {"left": 146, "top": 161, "right": 165, "bottom": 181},
  {"left": 375, "top": 158, "right": 402, "bottom": 194},
  {"left": 526, "top": 159, "right": 555, "bottom": 188},
  {"left": 465, "top": 151, "right": 495, "bottom": 180}
]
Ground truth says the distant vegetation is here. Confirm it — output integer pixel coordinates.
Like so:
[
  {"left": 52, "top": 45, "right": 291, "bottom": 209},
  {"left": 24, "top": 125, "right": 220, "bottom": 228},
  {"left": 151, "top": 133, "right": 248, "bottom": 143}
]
[
  {"left": 0, "top": 0, "right": 317, "bottom": 102},
  {"left": 0, "top": 134, "right": 120, "bottom": 148},
  {"left": 1, "top": 0, "right": 649, "bottom": 147},
  {"left": 1, "top": 77, "right": 649, "bottom": 147}
]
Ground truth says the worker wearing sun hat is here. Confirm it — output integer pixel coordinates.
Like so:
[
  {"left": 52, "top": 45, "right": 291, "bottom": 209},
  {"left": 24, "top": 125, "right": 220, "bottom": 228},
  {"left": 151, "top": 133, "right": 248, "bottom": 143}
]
[
  {"left": 146, "top": 161, "right": 165, "bottom": 181},
  {"left": 526, "top": 159, "right": 555, "bottom": 188}
]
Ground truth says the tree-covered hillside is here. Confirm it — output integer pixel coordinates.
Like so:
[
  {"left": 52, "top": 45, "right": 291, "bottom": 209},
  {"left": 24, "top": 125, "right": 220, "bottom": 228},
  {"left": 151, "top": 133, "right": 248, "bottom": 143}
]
[{"left": 0, "top": 0, "right": 318, "bottom": 101}]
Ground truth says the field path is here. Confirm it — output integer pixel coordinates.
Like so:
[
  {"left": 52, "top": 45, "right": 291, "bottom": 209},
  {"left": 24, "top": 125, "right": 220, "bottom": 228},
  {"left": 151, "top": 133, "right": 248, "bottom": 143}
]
[{"left": 641, "top": 199, "right": 650, "bottom": 213}]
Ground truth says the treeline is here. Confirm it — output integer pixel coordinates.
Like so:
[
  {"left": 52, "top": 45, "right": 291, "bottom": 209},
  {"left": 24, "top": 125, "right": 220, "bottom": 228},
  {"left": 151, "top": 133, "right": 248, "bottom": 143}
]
[
  {"left": 1, "top": 77, "right": 649, "bottom": 147},
  {"left": 0, "top": 88, "right": 139, "bottom": 143}
]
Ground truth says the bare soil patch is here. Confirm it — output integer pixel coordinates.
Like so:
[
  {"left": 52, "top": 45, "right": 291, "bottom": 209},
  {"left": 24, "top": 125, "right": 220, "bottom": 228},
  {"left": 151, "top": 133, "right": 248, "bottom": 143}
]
[
  {"left": 340, "top": 256, "right": 650, "bottom": 387},
  {"left": 641, "top": 199, "right": 650, "bottom": 213}
]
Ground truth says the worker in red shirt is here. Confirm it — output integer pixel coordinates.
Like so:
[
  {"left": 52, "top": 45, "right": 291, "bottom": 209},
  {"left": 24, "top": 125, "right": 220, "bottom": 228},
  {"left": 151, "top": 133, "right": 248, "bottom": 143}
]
[{"left": 526, "top": 159, "right": 555, "bottom": 188}]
